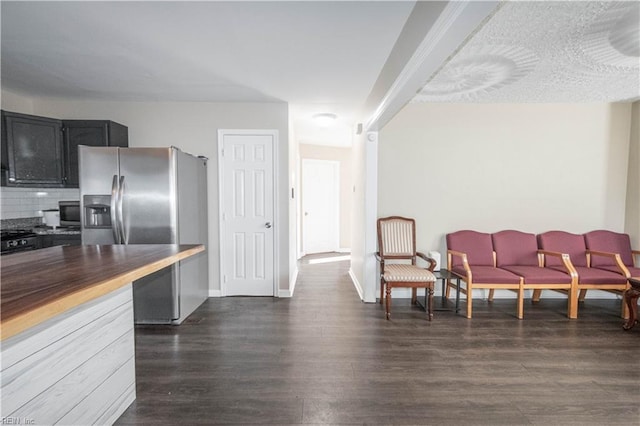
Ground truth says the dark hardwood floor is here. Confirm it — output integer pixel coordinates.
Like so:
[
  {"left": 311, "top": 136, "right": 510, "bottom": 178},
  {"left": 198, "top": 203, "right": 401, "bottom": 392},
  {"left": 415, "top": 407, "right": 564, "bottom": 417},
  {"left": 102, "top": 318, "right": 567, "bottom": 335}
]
[{"left": 116, "top": 254, "right": 640, "bottom": 425}]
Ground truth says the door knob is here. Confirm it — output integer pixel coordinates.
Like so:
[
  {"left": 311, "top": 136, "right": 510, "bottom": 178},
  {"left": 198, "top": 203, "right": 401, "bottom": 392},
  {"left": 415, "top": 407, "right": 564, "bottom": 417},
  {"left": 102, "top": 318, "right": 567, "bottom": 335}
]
[{"left": 265, "top": 222, "right": 272, "bottom": 228}]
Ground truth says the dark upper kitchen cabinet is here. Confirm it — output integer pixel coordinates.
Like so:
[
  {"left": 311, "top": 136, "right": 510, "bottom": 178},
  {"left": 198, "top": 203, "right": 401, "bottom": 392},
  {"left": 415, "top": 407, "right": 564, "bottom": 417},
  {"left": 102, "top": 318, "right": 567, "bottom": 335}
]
[
  {"left": 1, "top": 111, "right": 128, "bottom": 188},
  {"left": 1, "top": 111, "right": 65, "bottom": 187},
  {"left": 62, "top": 120, "right": 129, "bottom": 187}
]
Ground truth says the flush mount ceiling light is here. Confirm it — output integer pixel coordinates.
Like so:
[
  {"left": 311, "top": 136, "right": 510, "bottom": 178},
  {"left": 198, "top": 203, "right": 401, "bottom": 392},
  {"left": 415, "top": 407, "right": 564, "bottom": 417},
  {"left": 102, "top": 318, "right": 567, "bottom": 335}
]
[{"left": 312, "top": 113, "right": 338, "bottom": 127}]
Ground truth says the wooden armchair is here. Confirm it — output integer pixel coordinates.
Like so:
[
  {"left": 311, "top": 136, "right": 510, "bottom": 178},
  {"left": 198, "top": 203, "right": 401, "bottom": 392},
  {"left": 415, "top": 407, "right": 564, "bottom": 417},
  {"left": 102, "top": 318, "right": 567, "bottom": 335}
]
[
  {"left": 538, "top": 231, "right": 629, "bottom": 318},
  {"left": 584, "top": 230, "right": 640, "bottom": 279},
  {"left": 446, "top": 230, "right": 524, "bottom": 319},
  {"left": 376, "top": 216, "right": 436, "bottom": 320},
  {"left": 492, "top": 230, "right": 578, "bottom": 319}
]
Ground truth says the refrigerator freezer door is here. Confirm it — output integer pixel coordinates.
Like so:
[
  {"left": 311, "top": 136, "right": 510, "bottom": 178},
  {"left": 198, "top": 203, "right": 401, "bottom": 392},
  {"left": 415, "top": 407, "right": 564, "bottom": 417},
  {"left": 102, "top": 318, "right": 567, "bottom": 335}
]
[
  {"left": 119, "top": 148, "right": 180, "bottom": 323},
  {"left": 118, "top": 148, "right": 177, "bottom": 244},
  {"left": 79, "top": 146, "right": 120, "bottom": 245}
]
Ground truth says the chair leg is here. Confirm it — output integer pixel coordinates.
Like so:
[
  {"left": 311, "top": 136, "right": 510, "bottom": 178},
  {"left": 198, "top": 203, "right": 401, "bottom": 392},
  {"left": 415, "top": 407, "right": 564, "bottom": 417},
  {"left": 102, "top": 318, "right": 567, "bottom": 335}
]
[
  {"left": 578, "top": 289, "right": 587, "bottom": 302},
  {"left": 517, "top": 285, "right": 524, "bottom": 319},
  {"left": 380, "top": 279, "right": 384, "bottom": 304},
  {"left": 621, "top": 290, "right": 630, "bottom": 319},
  {"left": 385, "top": 285, "right": 392, "bottom": 320},
  {"left": 445, "top": 279, "right": 451, "bottom": 299},
  {"left": 411, "top": 288, "right": 417, "bottom": 304},
  {"left": 568, "top": 284, "right": 578, "bottom": 319},
  {"left": 488, "top": 289, "right": 495, "bottom": 302},
  {"left": 532, "top": 289, "right": 542, "bottom": 302},
  {"left": 427, "top": 285, "right": 434, "bottom": 321},
  {"left": 466, "top": 284, "right": 473, "bottom": 319}
]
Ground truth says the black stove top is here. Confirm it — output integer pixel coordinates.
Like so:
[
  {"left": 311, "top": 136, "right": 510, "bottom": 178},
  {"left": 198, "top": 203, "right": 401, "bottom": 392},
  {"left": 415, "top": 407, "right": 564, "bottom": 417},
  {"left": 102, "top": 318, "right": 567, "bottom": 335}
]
[{"left": 1, "top": 229, "right": 37, "bottom": 241}]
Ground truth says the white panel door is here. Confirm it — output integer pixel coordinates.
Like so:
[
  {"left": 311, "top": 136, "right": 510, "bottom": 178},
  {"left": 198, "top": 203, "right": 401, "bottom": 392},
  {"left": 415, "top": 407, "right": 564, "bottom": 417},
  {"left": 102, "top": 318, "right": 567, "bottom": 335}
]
[
  {"left": 302, "top": 159, "right": 339, "bottom": 254},
  {"left": 220, "top": 132, "right": 275, "bottom": 296}
]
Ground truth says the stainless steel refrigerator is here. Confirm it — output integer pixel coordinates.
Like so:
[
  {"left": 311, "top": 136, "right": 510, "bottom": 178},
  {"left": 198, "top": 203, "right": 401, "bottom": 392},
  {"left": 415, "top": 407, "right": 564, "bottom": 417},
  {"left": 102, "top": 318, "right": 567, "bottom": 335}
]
[{"left": 79, "top": 146, "right": 208, "bottom": 324}]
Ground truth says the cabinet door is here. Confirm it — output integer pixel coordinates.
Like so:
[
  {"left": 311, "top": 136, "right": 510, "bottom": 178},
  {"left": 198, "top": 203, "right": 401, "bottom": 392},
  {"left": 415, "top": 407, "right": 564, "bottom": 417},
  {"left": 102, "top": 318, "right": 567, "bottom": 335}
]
[
  {"left": 2, "top": 112, "right": 64, "bottom": 186},
  {"left": 62, "top": 121, "right": 109, "bottom": 188},
  {"left": 63, "top": 120, "right": 128, "bottom": 188}
]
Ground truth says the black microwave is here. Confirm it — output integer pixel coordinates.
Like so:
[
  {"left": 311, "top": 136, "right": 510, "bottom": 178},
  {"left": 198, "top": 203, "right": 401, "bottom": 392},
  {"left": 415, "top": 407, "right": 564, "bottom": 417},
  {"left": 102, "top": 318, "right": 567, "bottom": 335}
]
[{"left": 59, "top": 200, "right": 81, "bottom": 227}]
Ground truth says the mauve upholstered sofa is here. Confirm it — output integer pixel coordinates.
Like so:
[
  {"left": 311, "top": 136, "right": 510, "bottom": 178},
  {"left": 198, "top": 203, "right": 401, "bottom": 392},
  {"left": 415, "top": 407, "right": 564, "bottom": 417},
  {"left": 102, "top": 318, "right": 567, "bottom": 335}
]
[{"left": 446, "top": 229, "right": 638, "bottom": 319}]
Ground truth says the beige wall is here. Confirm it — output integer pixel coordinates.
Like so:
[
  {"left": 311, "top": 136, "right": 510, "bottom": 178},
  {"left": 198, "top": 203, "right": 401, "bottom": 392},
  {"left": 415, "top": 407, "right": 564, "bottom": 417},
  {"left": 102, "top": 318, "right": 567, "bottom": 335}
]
[
  {"left": 298, "top": 143, "right": 352, "bottom": 250},
  {"left": 379, "top": 103, "right": 632, "bottom": 270},
  {"left": 2, "top": 89, "right": 292, "bottom": 295},
  {"left": 626, "top": 101, "right": 640, "bottom": 248}
]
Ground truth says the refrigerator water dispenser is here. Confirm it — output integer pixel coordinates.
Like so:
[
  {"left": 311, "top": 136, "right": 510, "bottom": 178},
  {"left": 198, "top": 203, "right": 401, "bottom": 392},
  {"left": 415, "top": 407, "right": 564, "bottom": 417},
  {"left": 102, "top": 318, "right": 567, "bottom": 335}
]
[{"left": 83, "top": 195, "right": 112, "bottom": 228}]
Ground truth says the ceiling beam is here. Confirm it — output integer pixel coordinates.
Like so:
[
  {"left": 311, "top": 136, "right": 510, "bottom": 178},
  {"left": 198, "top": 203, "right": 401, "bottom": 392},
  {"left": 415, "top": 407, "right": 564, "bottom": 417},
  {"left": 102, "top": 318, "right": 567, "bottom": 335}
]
[{"left": 362, "top": 1, "right": 500, "bottom": 132}]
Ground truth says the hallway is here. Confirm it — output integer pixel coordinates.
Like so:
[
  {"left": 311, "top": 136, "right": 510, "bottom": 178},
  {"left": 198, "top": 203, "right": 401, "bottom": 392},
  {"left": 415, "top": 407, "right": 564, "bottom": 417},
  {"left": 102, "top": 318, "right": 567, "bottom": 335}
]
[{"left": 117, "top": 254, "right": 639, "bottom": 425}]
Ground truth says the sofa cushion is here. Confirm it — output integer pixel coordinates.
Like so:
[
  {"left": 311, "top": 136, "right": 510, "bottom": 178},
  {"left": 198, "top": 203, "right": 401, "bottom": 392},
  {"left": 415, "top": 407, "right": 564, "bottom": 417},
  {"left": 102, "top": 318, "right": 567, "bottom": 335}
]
[
  {"left": 501, "top": 265, "right": 572, "bottom": 284},
  {"left": 594, "top": 265, "right": 640, "bottom": 278},
  {"left": 538, "top": 231, "right": 588, "bottom": 267},
  {"left": 492, "top": 230, "right": 539, "bottom": 267},
  {"left": 451, "top": 265, "right": 521, "bottom": 284},
  {"left": 447, "top": 230, "right": 494, "bottom": 267},
  {"left": 584, "top": 230, "right": 634, "bottom": 267},
  {"left": 549, "top": 266, "right": 627, "bottom": 284}
]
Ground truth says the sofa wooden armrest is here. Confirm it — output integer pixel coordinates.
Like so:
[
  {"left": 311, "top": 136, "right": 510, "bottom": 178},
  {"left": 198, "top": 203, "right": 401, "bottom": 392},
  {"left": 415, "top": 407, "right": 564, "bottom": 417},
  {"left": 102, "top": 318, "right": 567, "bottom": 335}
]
[
  {"left": 587, "top": 250, "right": 631, "bottom": 277},
  {"left": 538, "top": 249, "right": 578, "bottom": 279},
  {"left": 447, "top": 250, "right": 471, "bottom": 274}
]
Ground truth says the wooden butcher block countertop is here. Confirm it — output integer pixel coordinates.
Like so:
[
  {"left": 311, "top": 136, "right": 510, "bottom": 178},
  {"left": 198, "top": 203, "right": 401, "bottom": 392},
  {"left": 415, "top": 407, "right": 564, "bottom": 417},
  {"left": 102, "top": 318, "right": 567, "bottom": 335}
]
[{"left": 0, "top": 244, "right": 204, "bottom": 341}]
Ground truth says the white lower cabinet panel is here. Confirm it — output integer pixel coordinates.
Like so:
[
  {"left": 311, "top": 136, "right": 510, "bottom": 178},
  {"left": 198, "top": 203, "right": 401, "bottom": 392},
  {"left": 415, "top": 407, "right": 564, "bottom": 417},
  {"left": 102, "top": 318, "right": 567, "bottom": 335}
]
[{"left": 0, "top": 284, "right": 136, "bottom": 425}]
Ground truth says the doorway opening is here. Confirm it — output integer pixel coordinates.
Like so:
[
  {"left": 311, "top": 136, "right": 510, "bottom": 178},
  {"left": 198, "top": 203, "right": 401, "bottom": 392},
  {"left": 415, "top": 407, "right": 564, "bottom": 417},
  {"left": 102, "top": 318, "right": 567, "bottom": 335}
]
[{"left": 301, "top": 159, "right": 340, "bottom": 255}]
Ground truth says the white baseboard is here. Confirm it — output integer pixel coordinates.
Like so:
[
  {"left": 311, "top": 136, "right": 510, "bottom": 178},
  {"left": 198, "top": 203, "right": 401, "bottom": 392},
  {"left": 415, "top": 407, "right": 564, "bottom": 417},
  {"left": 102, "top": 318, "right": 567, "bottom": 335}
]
[
  {"left": 279, "top": 267, "right": 299, "bottom": 298},
  {"left": 348, "top": 268, "right": 364, "bottom": 301},
  {"left": 208, "top": 289, "right": 222, "bottom": 298}
]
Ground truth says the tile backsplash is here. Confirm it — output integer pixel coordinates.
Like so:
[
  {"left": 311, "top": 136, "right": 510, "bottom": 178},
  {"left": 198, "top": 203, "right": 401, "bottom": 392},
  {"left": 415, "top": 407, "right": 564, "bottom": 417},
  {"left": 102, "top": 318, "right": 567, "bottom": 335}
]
[{"left": 0, "top": 187, "right": 80, "bottom": 220}]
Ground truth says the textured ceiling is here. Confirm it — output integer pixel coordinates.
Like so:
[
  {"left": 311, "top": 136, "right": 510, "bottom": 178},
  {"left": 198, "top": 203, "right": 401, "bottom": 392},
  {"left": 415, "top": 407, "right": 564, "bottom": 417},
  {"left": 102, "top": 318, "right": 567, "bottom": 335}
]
[{"left": 415, "top": 1, "right": 640, "bottom": 103}]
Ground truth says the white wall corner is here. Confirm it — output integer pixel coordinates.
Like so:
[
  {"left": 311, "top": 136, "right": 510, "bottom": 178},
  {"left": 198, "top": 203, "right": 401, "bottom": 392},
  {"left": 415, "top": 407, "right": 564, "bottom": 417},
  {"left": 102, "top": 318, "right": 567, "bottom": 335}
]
[
  {"left": 280, "top": 267, "right": 299, "bottom": 298},
  {"left": 362, "top": 132, "right": 379, "bottom": 304},
  {"left": 208, "top": 289, "right": 222, "bottom": 298},
  {"left": 348, "top": 268, "right": 365, "bottom": 301}
]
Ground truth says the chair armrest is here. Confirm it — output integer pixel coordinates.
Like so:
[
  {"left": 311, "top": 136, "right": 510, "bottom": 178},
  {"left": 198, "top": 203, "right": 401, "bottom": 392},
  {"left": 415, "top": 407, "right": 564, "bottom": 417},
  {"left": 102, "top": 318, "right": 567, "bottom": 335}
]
[
  {"left": 416, "top": 252, "right": 436, "bottom": 271},
  {"left": 447, "top": 250, "right": 471, "bottom": 273},
  {"left": 587, "top": 250, "right": 630, "bottom": 278},
  {"left": 538, "top": 250, "right": 578, "bottom": 280},
  {"left": 375, "top": 252, "right": 385, "bottom": 275}
]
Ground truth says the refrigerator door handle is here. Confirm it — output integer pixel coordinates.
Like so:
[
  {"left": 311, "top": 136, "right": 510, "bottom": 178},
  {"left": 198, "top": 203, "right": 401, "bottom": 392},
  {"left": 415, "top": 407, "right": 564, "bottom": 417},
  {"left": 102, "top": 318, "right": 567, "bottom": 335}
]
[
  {"left": 118, "top": 175, "right": 127, "bottom": 244},
  {"left": 110, "top": 174, "right": 121, "bottom": 244}
]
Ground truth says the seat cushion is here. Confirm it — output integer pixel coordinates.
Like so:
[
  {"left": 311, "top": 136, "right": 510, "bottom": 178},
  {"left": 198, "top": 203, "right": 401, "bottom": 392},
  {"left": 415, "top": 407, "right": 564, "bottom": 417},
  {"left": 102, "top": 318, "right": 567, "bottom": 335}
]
[
  {"left": 493, "top": 230, "right": 539, "bottom": 267},
  {"left": 446, "top": 230, "right": 494, "bottom": 267},
  {"left": 594, "top": 265, "right": 640, "bottom": 278},
  {"left": 383, "top": 264, "right": 436, "bottom": 283},
  {"left": 452, "top": 265, "right": 521, "bottom": 284},
  {"left": 500, "top": 265, "right": 572, "bottom": 284},
  {"left": 538, "top": 231, "right": 588, "bottom": 267},
  {"left": 549, "top": 266, "right": 628, "bottom": 284},
  {"left": 584, "top": 230, "right": 634, "bottom": 268}
]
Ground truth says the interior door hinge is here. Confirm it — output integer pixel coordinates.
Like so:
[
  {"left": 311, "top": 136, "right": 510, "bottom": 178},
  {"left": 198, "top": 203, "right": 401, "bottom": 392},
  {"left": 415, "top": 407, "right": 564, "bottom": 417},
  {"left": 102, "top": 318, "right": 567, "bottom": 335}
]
[{"left": 223, "top": 275, "right": 227, "bottom": 283}]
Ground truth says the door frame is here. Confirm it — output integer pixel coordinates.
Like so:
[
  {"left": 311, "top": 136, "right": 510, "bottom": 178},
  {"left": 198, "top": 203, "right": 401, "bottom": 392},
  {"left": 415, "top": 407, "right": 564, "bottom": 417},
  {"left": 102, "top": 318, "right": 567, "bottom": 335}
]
[
  {"left": 217, "top": 129, "right": 279, "bottom": 297},
  {"left": 301, "top": 158, "right": 340, "bottom": 255}
]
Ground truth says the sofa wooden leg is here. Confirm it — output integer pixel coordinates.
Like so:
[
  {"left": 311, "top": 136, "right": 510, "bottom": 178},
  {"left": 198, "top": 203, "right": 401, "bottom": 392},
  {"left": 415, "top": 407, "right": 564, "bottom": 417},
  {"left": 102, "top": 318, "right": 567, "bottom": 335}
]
[
  {"left": 578, "top": 289, "right": 587, "bottom": 302},
  {"left": 532, "top": 289, "right": 542, "bottom": 303}
]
